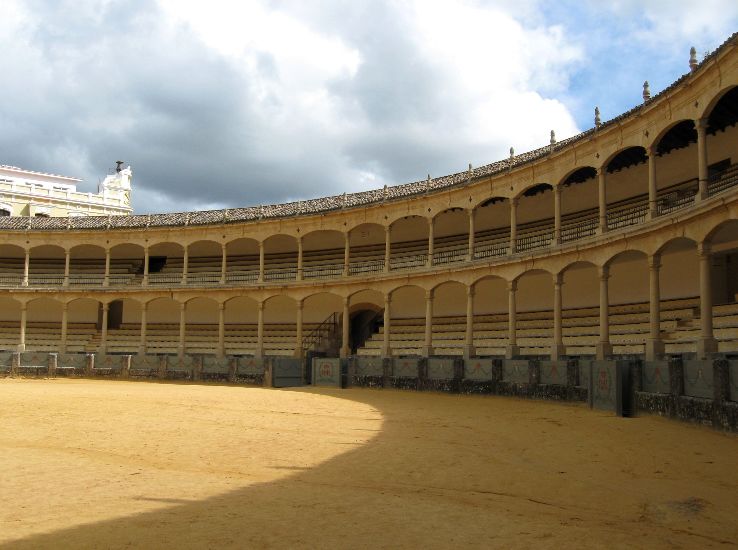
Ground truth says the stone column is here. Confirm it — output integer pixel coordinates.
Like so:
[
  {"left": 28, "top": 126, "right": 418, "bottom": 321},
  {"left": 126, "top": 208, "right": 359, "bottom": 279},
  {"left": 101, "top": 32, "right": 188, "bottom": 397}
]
[
  {"left": 647, "top": 146, "right": 658, "bottom": 219},
  {"left": 596, "top": 265, "right": 612, "bottom": 360},
  {"left": 139, "top": 302, "right": 147, "bottom": 355},
  {"left": 427, "top": 218, "right": 434, "bottom": 267},
  {"left": 343, "top": 232, "right": 350, "bottom": 277},
  {"left": 598, "top": 168, "right": 607, "bottom": 233},
  {"left": 178, "top": 302, "right": 186, "bottom": 358},
  {"left": 698, "top": 242, "right": 718, "bottom": 357},
  {"left": 60, "top": 303, "right": 68, "bottom": 354},
  {"left": 384, "top": 226, "right": 391, "bottom": 273},
  {"left": 181, "top": 246, "right": 189, "bottom": 285},
  {"left": 467, "top": 209, "right": 475, "bottom": 261},
  {"left": 646, "top": 254, "right": 664, "bottom": 360},
  {"left": 340, "top": 296, "right": 350, "bottom": 358},
  {"left": 103, "top": 249, "right": 111, "bottom": 287},
  {"left": 220, "top": 243, "right": 227, "bottom": 284},
  {"left": 218, "top": 302, "right": 225, "bottom": 358},
  {"left": 258, "top": 241, "right": 265, "bottom": 283},
  {"left": 695, "top": 118, "right": 709, "bottom": 200},
  {"left": 506, "top": 280, "right": 519, "bottom": 358},
  {"left": 551, "top": 272, "right": 565, "bottom": 359},
  {"left": 296, "top": 237, "right": 303, "bottom": 281},
  {"left": 63, "top": 250, "right": 70, "bottom": 287},
  {"left": 142, "top": 246, "right": 149, "bottom": 286},
  {"left": 100, "top": 302, "right": 109, "bottom": 354},
  {"left": 294, "top": 300, "right": 304, "bottom": 358},
  {"left": 382, "top": 294, "right": 392, "bottom": 358},
  {"left": 423, "top": 289, "right": 434, "bottom": 357},
  {"left": 19, "top": 302, "right": 27, "bottom": 351},
  {"left": 509, "top": 198, "right": 518, "bottom": 254},
  {"left": 553, "top": 185, "right": 562, "bottom": 246},
  {"left": 22, "top": 249, "right": 29, "bottom": 286},
  {"left": 464, "top": 286, "right": 475, "bottom": 359},
  {"left": 256, "top": 301, "right": 265, "bottom": 358}
]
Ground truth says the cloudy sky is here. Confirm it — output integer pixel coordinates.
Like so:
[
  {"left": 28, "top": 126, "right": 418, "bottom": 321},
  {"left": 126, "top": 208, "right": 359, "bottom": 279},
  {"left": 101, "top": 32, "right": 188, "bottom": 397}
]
[{"left": 1, "top": 0, "right": 737, "bottom": 213}]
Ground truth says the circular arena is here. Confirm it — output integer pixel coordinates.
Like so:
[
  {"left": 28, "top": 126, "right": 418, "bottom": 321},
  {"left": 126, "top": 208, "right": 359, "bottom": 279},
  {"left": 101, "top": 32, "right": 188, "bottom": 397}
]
[{"left": 2, "top": 32, "right": 738, "bottom": 549}]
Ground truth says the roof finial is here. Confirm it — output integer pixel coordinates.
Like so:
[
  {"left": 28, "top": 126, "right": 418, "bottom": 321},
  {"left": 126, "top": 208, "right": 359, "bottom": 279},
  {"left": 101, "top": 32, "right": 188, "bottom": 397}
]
[
  {"left": 508, "top": 147, "right": 514, "bottom": 172},
  {"left": 642, "top": 80, "right": 651, "bottom": 102},
  {"left": 689, "top": 46, "right": 698, "bottom": 72},
  {"left": 594, "top": 106, "right": 601, "bottom": 128},
  {"left": 550, "top": 130, "right": 556, "bottom": 145}
]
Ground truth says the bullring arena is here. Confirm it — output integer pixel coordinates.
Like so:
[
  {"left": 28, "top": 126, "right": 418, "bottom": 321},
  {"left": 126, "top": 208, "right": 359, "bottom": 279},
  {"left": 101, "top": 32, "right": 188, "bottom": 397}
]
[{"left": 2, "top": 34, "right": 738, "bottom": 549}]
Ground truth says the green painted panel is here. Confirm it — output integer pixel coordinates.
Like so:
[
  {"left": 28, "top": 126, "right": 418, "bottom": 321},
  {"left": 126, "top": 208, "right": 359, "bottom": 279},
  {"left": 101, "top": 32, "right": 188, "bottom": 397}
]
[
  {"left": 312, "top": 357, "right": 341, "bottom": 386},
  {"left": 464, "top": 359, "right": 495, "bottom": 381}
]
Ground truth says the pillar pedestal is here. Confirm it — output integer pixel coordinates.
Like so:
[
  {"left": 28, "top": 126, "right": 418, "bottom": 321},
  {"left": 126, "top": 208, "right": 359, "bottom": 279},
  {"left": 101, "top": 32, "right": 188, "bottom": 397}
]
[
  {"left": 697, "top": 337, "right": 718, "bottom": 359},
  {"left": 422, "top": 345, "right": 434, "bottom": 358},
  {"left": 463, "top": 344, "right": 475, "bottom": 360},
  {"left": 645, "top": 339, "right": 665, "bottom": 361},
  {"left": 596, "top": 342, "right": 612, "bottom": 361},
  {"left": 550, "top": 343, "right": 566, "bottom": 361},
  {"left": 505, "top": 345, "right": 519, "bottom": 359}
]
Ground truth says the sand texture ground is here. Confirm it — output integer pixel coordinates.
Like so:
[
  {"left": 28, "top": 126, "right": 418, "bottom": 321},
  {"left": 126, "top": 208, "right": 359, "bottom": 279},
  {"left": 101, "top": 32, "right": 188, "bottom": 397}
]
[{"left": 1, "top": 379, "right": 737, "bottom": 549}]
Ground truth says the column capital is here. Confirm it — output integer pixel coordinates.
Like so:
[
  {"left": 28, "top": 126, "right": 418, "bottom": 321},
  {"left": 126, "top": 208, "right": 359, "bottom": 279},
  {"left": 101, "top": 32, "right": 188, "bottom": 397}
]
[
  {"left": 694, "top": 117, "right": 708, "bottom": 131},
  {"left": 553, "top": 272, "right": 564, "bottom": 286},
  {"left": 343, "top": 296, "right": 350, "bottom": 307},
  {"left": 425, "top": 289, "right": 434, "bottom": 301},
  {"left": 62, "top": 302, "right": 69, "bottom": 312},
  {"left": 598, "top": 265, "right": 610, "bottom": 280},
  {"left": 258, "top": 301, "right": 265, "bottom": 312},
  {"left": 648, "top": 254, "right": 662, "bottom": 269},
  {"left": 179, "top": 301, "right": 186, "bottom": 311},
  {"left": 296, "top": 299, "right": 304, "bottom": 311},
  {"left": 102, "top": 302, "right": 110, "bottom": 312},
  {"left": 218, "top": 302, "right": 225, "bottom": 311},
  {"left": 508, "top": 280, "right": 518, "bottom": 292},
  {"left": 698, "top": 241, "right": 711, "bottom": 257},
  {"left": 384, "top": 225, "right": 391, "bottom": 234},
  {"left": 384, "top": 294, "right": 392, "bottom": 306},
  {"left": 466, "top": 285, "right": 475, "bottom": 298},
  {"left": 20, "top": 302, "right": 27, "bottom": 312},
  {"left": 221, "top": 241, "right": 227, "bottom": 250},
  {"left": 510, "top": 197, "right": 519, "bottom": 208}
]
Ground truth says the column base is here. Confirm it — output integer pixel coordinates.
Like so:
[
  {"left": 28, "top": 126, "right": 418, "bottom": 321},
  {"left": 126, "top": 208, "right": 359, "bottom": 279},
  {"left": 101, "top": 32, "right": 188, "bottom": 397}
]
[
  {"left": 697, "top": 337, "right": 718, "bottom": 359},
  {"left": 255, "top": 348, "right": 265, "bottom": 360},
  {"left": 696, "top": 183, "right": 708, "bottom": 201},
  {"left": 381, "top": 346, "right": 392, "bottom": 359},
  {"left": 596, "top": 342, "right": 612, "bottom": 360},
  {"left": 645, "top": 339, "right": 665, "bottom": 361},
  {"left": 16, "top": 343, "right": 25, "bottom": 352},
  {"left": 505, "top": 345, "right": 520, "bottom": 359},
  {"left": 550, "top": 343, "right": 566, "bottom": 360},
  {"left": 339, "top": 346, "right": 350, "bottom": 359},
  {"left": 293, "top": 347, "right": 303, "bottom": 359},
  {"left": 422, "top": 345, "right": 434, "bottom": 358},
  {"left": 138, "top": 347, "right": 146, "bottom": 356},
  {"left": 463, "top": 344, "right": 476, "bottom": 360}
]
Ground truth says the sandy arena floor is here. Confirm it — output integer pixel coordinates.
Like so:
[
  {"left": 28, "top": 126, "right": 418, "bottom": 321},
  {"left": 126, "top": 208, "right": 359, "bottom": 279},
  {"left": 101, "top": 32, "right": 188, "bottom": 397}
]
[{"left": 0, "top": 379, "right": 737, "bottom": 549}]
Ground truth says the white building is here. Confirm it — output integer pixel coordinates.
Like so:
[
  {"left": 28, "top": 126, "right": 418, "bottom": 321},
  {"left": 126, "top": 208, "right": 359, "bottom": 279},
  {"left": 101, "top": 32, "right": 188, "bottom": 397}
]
[{"left": 0, "top": 162, "right": 132, "bottom": 217}]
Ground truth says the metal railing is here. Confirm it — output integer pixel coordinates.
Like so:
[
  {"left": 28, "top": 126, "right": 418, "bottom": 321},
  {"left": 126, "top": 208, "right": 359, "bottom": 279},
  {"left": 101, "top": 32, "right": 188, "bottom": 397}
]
[
  {"left": 389, "top": 253, "right": 428, "bottom": 270},
  {"left": 560, "top": 216, "right": 597, "bottom": 243},
  {"left": 516, "top": 229, "right": 553, "bottom": 252},
  {"left": 349, "top": 259, "right": 384, "bottom": 275},
  {"left": 708, "top": 164, "right": 738, "bottom": 196},
  {"left": 433, "top": 247, "right": 467, "bottom": 265},
  {"left": 303, "top": 264, "right": 344, "bottom": 279},
  {"left": 474, "top": 241, "right": 509, "bottom": 259},
  {"left": 607, "top": 201, "right": 648, "bottom": 230},
  {"left": 656, "top": 180, "right": 698, "bottom": 216}
]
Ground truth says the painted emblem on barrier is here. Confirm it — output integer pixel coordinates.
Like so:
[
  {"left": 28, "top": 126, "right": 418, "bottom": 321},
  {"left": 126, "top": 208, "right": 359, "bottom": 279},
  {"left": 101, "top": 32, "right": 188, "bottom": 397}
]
[
  {"left": 320, "top": 362, "right": 333, "bottom": 378},
  {"left": 597, "top": 368, "right": 611, "bottom": 396}
]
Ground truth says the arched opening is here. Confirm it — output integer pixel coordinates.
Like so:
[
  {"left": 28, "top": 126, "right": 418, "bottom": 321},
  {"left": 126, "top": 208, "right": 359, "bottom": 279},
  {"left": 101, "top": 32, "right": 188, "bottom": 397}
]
[
  {"left": 389, "top": 216, "right": 429, "bottom": 270},
  {"left": 263, "top": 235, "right": 298, "bottom": 282},
  {"left": 559, "top": 167, "right": 598, "bottom": 242},
  {"left": 604, "top": 146, "right": 649, "bottom": 230},
  {"left": 106, "top": 298, "right": 142, "bottom": 353},
  {"left": 302, "top": 230, "right": 344, "bottom": 279},
  {"left": 29, "top": 244, "right": 65, "bottom": 286},
  {"left": 224, "top": 296, "right": 259, "bottom": 355},
  {"left": 704, "top": 86, "right": 738, "bottom": 196},
  {"left": 386, "top": 285, "right": 425, "bottom": 356},
  {"left": 225, "top": 238, "right": 259, "bottom": 284},
  {"left": 560, "top": 261, "right": 599, "bottom": 356},
  {"left": 263, "top": 295, "right": 297, "bottom": 356},
  {"left": 0, "top": 297, "right": 21, "bottom": 350},
  {"left": 69, "top": 244, "right": 106, "bottom": 286},
  {"left": 706, "top": 220, "right": 738, "bottom": 304},
  {"left": 26, "top": 298, "right": 63, "bottom": 351},
  {"left": 185, "top": 297, "right": 219, "bottom": 354},
  {"left": 347, "top": 289, "right": 384, "bottom": 355},
  {"left": 431, "top": 281, "right": 467, "bottom": 355},
  {"left": 109, "top": 243, "right": 145, "bottom": 286},
  {"left": 432, "top": 209, "right": 469, "bottom": 265},
  {"left": 651, "top": 120, "right": 699, "bottom": 214},
  {"left": 67, "top": 298, "right": 104, "bottom": 353},
  {"left": 516, "top": 184, "right": 554, "bottom": 252},
  {"left": 187, "top": 240, "right": 222, "bottom": 285},
  {"left": 302, "top": 292, "right": 343, "bottom": 357},
  {"left": 147, "top": 242, "right": 185, "bottom": 285},
  {"left": 348, "top": 223, "right": 385, "bottom": 276},
  {"left": 144, "top": 297, "right": 181, "bottom": 354},
  {"left": 606, "top": 250, "right": 649, "bottom": 355},
  {"left": 0, "top": 244, "right": 25, "bottom": 286},
  {"left": 657, "top": 238, "right": 700, "bottom": 355},
  {"left": 471, "top": 276, "right": 507, "bottom": 356},
  {"left": 473, "top": 197, "right": 510, "bottom": 258},
  {"left": 516, "top": 269, "right": 553, "bottom": 356}
]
